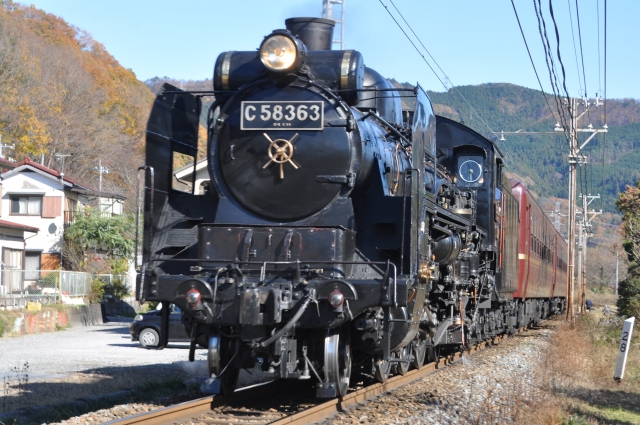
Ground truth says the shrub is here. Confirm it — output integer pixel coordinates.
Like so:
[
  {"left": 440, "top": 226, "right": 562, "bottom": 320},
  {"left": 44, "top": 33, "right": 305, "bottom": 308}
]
[
  {"left": 89, "top": 278, "right": 105, "bottom": 303},
  {"left": 616, "top": 272, "right": 640, "bottom": 317}
]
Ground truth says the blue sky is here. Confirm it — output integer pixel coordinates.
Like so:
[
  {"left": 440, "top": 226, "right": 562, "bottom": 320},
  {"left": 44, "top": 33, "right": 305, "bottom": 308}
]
[{"left": 24, "top": 0, "right": 637, "bottom": 100}]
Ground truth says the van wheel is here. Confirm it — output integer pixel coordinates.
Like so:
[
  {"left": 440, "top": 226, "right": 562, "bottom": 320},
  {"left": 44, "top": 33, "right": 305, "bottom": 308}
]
[{"left": 139, "top": 328, "right": 160, "bottom": 348}]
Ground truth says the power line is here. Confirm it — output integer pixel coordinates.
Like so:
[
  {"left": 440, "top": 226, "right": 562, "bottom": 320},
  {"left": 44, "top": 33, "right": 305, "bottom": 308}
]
[
  {"left": 548, "top": 0, "right": 572, "bottom": 104},
  {"left": 566, "top": 0, "right": 584, "bottom": 96},
  {"left": 533, "top": 0, "right": 571, "bottom": 147},
  {"left": 509, "top": 0, "right": 561, "bottom": 126},
  {"left": 574, "top": 0, "right": 589, "bottom": 100},
  {"left": 596, "top": 0, "right": 602, "bottom": 95},
  {"left": 378, "top": 0, "right": 501, "bottom": 141},
  {"left": 600, "top": 0, "right": 608, "bottom": 212}
]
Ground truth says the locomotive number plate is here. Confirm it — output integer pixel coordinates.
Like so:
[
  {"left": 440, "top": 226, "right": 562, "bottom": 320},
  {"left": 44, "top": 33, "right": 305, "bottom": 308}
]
[{"left": 240, "top": 101, "right": 324, "bottom": 130}]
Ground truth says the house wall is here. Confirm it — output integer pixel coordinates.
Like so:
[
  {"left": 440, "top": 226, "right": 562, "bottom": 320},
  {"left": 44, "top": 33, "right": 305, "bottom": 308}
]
[
  {"left": 0, "top": 227, "right": 27, "bottom": 252},
  {"left": 176, "top": 161, "right": 210, "bottom": 195},
  {"left": 0, "top": 171, "right": 75, "bottom": 262}
]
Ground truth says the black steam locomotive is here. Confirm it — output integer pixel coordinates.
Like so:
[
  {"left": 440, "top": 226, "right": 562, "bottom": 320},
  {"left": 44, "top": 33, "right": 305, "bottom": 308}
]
[{"left": 137, "top": 17, "right": 566, "bottom": 398}]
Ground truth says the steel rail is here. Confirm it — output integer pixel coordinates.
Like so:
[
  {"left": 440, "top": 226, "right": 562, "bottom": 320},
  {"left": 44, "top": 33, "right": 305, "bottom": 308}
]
[
  {"left": 106, "top": 333, "right": 513, "bottom": 425},
  {"left": 271, "top": 335, "right": 503, "bottom": 425},
  {"left": 103, "top": 380, "right": 287, "bottom": 425}
]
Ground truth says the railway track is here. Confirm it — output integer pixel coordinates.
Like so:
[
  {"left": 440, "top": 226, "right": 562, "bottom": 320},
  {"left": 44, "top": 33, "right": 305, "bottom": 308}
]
[{"left": 104, "top": 333, "right": 509, "bottom": 425}]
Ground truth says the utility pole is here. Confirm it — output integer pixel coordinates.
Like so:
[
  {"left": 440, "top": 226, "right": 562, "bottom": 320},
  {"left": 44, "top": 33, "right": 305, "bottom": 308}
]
[
  {"left": 0, "top": 134, "right": 15, "bottom": 159},
  {"left": 548, "top": 201, "right": 567, "bottom": 236},
  {"left": 322, "top": 0, "right": 345, "bottom": 49},
  {"left": 616, "top": 249, "right": 619, "bottom": 295},
  {"left": 578, "top": 193, "right": 602, "bottom": 313},
  {"left": 576, "top": 217, "right": 584, "bottom": 314},
  {"left": 562, "top": 97, "right": 607, "bottom": 322},
  {"left": 500, "top": 96, "right": 607, "bottom": 323},
  {"left": 95, "top": 159, "right": 109, "bottom": 192}
]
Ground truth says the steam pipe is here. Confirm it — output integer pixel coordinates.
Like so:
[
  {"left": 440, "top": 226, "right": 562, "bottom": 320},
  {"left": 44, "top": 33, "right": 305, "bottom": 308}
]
[{"left": 260, "top": 297, "right": 311, "bottom": 347}]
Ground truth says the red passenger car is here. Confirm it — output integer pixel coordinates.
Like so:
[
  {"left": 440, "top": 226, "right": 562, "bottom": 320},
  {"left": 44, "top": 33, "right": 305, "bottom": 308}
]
[{"left": 510, "top": 179, "right": 567, "bottom": 317}]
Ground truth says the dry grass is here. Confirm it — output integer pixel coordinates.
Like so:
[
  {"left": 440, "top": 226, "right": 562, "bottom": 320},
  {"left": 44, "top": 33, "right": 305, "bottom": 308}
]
[
  {"left": 459, "top": 313, "right": 640, "bottom": 425},
  {"left": 536, "top": 314, "right": 640, "bottom": 424},
  {"left": 586, "top": 290, "right": 619, "bottom": 310}
]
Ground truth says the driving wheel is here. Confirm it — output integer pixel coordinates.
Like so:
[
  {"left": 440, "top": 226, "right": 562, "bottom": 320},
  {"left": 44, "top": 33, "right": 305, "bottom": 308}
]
[
  {"left": 208, "top": 333, "right": 240, "bottom": 397},
  {"left": 324, "top": 326, "right": 352, "bottom": 397},
  {"left": 396, "top": 343, "right": 412, "bottom": 375},
  {"left": 412, "top": 339, "right": 427, "bottom": 369}
]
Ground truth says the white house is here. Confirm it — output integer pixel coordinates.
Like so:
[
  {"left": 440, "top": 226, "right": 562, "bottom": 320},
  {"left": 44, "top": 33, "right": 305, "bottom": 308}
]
[
  {"left": 174, "top": 158, "right": 209, "bottom": 194},
  {"left": 0, "top": 158, "right": 125, "bottom": 273},
  {"left": 0, "top": 219, "right": 39, "bottom": 295}
]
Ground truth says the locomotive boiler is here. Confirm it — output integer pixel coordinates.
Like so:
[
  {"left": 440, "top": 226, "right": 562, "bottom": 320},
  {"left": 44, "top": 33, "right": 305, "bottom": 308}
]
[{"left": 137, "top": 17, "right": 566, "bottom": 399}]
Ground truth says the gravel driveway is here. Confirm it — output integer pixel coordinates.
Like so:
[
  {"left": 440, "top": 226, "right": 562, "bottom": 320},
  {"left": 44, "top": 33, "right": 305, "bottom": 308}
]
[
  {"left": 0, "top": 321, "right": 208, "bottom": 383},
  {"left": 0, "top": 320, "right": 212, "bottom": 413}
]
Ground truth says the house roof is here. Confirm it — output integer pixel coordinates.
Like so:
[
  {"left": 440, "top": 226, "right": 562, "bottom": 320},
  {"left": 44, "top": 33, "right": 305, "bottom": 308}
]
[
  {"left": 174, "top": 158, "right": 207, "bottom": 182},
  {"left": 1, "top": 157, "right": 95, "bottom": 191},
  {"left": 71, "top": 188, "right": 126, "bottom": 201},
  {"left": 0, "top": 219, "right": 39, "bottom": 233},
  {"left": 0, "top": 157, "right": 16, "bottom": 170}
]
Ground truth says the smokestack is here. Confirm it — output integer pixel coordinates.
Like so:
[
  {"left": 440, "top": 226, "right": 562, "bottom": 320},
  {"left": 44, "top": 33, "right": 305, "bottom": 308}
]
[{"left": 285, "top": 18, "right": 335, "bottom": 50}]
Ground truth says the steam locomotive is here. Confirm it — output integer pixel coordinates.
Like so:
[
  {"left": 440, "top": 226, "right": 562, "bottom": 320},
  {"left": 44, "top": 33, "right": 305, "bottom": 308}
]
[{"left": 137, "top": 17, "right": 567, "bottom": 398}]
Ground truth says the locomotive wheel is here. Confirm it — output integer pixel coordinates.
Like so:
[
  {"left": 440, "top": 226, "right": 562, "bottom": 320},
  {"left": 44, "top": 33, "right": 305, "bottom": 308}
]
[
  {"left": 396, "top": 343, "right": 412, "bottom": 375},
  {"left": 324, "top": 326, "right": 352, "bottom": 397},
  {"left": 412, "top": 340, "right": 427, "bottom": 369},
  {"left": 374, "top": 359, "right": 391, "bottom": 383},
  {"left": 208, "top": 334, "right": 240, "bottom": 397}
]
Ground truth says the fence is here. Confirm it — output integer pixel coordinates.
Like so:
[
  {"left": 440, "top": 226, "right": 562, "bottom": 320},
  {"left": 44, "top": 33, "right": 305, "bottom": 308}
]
[{"left": 0, "top": 269, "right": 133, "bottom": 305}]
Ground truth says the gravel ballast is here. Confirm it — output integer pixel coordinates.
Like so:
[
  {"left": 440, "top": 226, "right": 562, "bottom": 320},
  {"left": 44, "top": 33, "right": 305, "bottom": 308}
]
[
  {"left": 320, "top": 327, "right": 554, "bottom": 425},
  {"left": 37, "top": 325, "right": 554, "bottom": 425}
]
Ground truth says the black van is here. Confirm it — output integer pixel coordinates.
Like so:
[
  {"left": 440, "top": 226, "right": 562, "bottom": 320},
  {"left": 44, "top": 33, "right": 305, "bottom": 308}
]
[{"left": 129, "top": 304, "right": 189, "bottom": 348}]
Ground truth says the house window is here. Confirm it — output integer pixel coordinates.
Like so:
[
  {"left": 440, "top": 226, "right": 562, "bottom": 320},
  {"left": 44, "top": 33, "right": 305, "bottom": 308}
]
[
  {"left": 10, "top": 196, "right": 42, "bottom": 215},
  {"left": 25, "top": 252, "right": 41, "bottom": 280}
]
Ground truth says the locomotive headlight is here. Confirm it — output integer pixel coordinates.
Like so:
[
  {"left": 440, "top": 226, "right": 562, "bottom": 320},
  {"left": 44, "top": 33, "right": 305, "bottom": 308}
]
[
  {"left": 328, "top": 290, "right": 345, "bottom": 308},
  {"left": 259, "top": 31, "right": 306, "bottom": 73},
  {"left": 186, "top": 289, "right": 201, "bottom": 306}
]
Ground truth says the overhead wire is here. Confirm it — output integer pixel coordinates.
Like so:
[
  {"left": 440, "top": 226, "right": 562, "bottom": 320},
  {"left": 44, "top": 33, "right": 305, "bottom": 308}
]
[
  {"left": 379, "top": 0, "right": 502, "bottom": 143},
  {"left": 533, "top": 0, "right": 571, "bottom": 147},
  {"left": 596, "top": 0, "right": 602, "bottom": 95},
  {"left": 545, "top": 0, "right": 595, "bottom": 205},
  {"left": 548, "top": 0, "right": 572, "bottom": 106},
  {"left": 566, "top": 0, "right": 584, "bottom": 96},
  {"left": 574, "top": 0, "right": 589, "bottom": 101},
  {"left": 600, "top": 0, "right": 607, "bottom": 212},
  {"left": 509, "top": 0, "right": 562, "bottom": 126}
]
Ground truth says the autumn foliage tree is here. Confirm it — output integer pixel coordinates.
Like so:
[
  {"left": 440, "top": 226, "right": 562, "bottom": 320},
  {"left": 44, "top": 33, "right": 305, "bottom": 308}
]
[
  {"left": 616, "top": 180, "right": 640, "bottom": 317},
  {"left": 0, "top": 1, "right": 153, "bottom": 204}
]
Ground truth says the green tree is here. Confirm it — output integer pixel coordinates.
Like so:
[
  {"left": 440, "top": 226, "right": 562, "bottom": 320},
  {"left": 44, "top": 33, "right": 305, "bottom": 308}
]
[
  {"left": 63, "top": 211, "right": 134, "bottom": 275},
  {"left": 615, "top": 180, "right": 640, "bottom": 317}
]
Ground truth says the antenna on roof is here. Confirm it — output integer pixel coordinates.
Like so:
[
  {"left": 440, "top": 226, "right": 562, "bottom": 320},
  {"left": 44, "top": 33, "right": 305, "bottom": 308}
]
[{"left": 54, "top": 153, "right": 71, "bottom": 180}]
